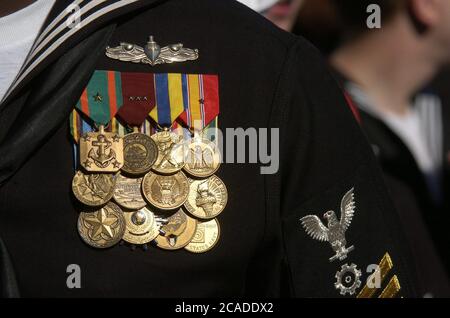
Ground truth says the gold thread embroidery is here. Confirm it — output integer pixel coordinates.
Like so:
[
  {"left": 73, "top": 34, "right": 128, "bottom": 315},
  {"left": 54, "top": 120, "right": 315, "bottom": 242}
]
[
  {"left": 357, "top": 253, "right": 394, "bottom": 298},
  {"left": 379, "top": 275, "right": 401, "bottom": 298}
]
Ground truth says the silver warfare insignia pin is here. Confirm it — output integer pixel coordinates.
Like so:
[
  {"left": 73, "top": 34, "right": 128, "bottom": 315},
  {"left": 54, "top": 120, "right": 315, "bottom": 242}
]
[
  {"left": 300, "top": 188, "right": 356, "bottom": 262},
  {"left": 106, "top": 36, "right": 199, "bottom": 66}
]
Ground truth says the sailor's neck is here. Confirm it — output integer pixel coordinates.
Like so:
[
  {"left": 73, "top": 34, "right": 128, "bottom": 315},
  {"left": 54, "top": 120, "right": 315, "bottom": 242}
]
[
  {"left": 0, "top": 0, "right": 37, "bottom": 18},
  {"left": 331, "top": 23, "right": 440, "bottom": 116}
]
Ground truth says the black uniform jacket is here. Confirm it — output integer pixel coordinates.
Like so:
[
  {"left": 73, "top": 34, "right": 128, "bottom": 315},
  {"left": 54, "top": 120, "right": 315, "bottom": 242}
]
[
  {"left": 356, "top": 109, "right": 450, "bottom": 275},
  {"left": 430, "top": 71, "right": 450, "bottom": 270},
  {"left": 355, "top": 109, "right": 450, "bottom": 297},
  {"left": 334, "top": 72, "right": 450, "bottom": 297},
  {"left": 0, "top": 0, "right": 419, "bottom": 297}
]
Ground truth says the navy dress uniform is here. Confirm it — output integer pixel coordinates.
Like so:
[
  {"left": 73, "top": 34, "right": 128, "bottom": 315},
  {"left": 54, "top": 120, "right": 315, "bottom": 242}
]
[
  {"left": 426, "top": 72, "right": 450, "bottom": 270},
  {"left": 333, "top": 68, "right": 450, "bottom": 297},
  {"left": 0, "top": 0, "right": 420, "bottom": 297}
]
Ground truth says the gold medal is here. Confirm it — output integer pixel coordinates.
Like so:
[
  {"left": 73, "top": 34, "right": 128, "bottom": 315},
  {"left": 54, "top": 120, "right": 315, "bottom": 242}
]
[
  {"left": 122, "top": 207, "right": 160, "bottom": 245},
  {"left": 142, "top": 171, "right": 189, "bottom": 210},
  {"left": 79, "top": 125, "right": 124, "bottom": 172},
  {"left": 77, "top": 202, "right": 125, "bottom": 249},
  {"left": 72, "top": 170, "right": 116, "bottom": 207},
  {"left": 184, "top": 137, "right": 221, "bottom": 178},
  {"left": 184, "top": 175, "right": 228, "bottom": 220},
  {"left": 122, "top": 130, "right": 158, "bottom": 175},
  {"left": 155, "top": 209, "right": 197, "bottom": 250},
  {"left": 113, "top": 174, "right": 147, "bottom": 210},
  {"left": 185, "top": 218, "right": 220, "bottom": 253},
  {"left": 151, "top": 129, "right": 185, "bottom": 175}
]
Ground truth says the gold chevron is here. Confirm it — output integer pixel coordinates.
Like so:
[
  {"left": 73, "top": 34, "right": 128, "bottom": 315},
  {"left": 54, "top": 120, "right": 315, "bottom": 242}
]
[
  {"left": 379, "top": 275, "right": 401, "bottom": 298},
  {"left": 357, "top": 253, "right": 400, "bottom": 298}
]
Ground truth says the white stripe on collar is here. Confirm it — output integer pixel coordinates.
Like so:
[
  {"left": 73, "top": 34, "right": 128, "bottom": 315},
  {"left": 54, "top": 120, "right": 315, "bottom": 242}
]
[
  {"left": 30, "top": 0, "right": 85, "bottom": 56},
  {"left": 27, "top": 0, "right": 108, "bottom": 68},
  {"left": 19, "top": 0, "right": 106, "bottom": 84},
  {"left": 1, "top": 0, "right": 140, "bottom": 103}
]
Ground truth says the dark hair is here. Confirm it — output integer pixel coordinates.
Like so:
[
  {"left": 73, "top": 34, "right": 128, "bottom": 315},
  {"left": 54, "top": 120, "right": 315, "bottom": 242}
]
[{"left": 333, "top": 0, "right": 406, "bottom": 35}]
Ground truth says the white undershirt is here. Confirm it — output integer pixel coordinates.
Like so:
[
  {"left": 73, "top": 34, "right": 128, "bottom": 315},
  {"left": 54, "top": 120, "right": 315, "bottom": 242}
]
[
  {"left": 346, "top": 82, "right": 442, "bottom": 175},
  {"left": 237, "top": 0, "right": 278, "bottom": 12},
  {"left": 382, "top": 109, "right": 435, "bottom": 173},
  {"left": 0, "top": 0, "right": 55, "bottom": 101}
]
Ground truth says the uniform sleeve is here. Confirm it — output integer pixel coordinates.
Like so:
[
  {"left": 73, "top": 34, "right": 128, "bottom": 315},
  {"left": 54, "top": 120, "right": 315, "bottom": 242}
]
[
  {"left": 276, "top": 38, "right": 419, "bottom": 298},
  {"left": 0, "top": 237, "right": 20, "bottom": 297}
]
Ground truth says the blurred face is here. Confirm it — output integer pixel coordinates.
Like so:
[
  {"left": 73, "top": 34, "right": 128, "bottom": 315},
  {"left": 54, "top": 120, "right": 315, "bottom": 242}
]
[
  {"left": 433, "top": 0, "right": 450, "bottom": 63},
  {"left": 409, "top": 0, "right": 450, "bottom": 64},
  {"left": 263, "top": 0, "right": 304, "bottom": 31}
]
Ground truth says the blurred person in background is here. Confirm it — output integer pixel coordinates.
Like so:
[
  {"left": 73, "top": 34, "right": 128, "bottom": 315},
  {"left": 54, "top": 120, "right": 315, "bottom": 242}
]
[
  {"left": 429, "top": 71, "right": 450, "bottom": 175},
  {"left": 238, "top": 0, "right": 341, "bottom": 55},
  {"left": 330, "top": 0, "right": 450, "bottom": 296},
  {"left": 292, "top": 0, "right": 342, "bottom": 55},
  {"left": 236, "top": 0, "right": 279, "bottom": 13},
  {"left": 263, "top": 0, "right": 304, "bottom": 31},
  {"left": 240, "top": 0, "right": 450, "bottom": 297},
  {"left": 238, "top": 0, "right": 304, "bottom": 31}
]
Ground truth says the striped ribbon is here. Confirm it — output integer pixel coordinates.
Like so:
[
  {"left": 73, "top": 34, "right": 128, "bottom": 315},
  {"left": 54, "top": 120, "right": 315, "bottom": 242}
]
[
  {"left": 117, "top": 72, "right": 156, "bottom": 127},
  {"left": 75, "top": 70, "right": 123, "bottom": 125},
  {"left": 179, "top": 74, "right": 219, "bottom": 131},
  {"left": 72, "top": 71, "right": 220, "bottom": 168},
  {"left": 149, "top": 73, "right": 186, "bottom": 127},
  {"left": 75, "top": 71, "right": 219, "bottom": 129},
  {"left": 70, "top": 108, "right": 219, "bottom": 170},
  {"left": 70, "top": 108, "right": 219, "bottom": 144},
  {"left": 69, "top": 109, "right": 126, "bottom": 143}
]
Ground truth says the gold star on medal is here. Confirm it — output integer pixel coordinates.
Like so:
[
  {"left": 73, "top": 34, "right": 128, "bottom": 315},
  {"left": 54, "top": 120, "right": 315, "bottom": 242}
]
[
  {"left": 93, "top": 92, "right": 103, "bottom": 102},
  {"left": 85, "top": 209, "right": 118, "bottom": 239}
]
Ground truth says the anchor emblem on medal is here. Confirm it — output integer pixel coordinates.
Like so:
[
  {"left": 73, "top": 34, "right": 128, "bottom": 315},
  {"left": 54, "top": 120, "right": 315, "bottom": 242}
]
[
  {"left": 300, "top": 188, "right": 363, "bottom": 296},
  {"left": 80, "top": 124, "right": 124, "bottom": 172},
  {"left": 88, "top": 134, "right": 117, "bottom": 168}
]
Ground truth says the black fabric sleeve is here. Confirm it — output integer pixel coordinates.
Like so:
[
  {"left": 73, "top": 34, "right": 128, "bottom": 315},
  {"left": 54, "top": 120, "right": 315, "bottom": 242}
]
[
  {"left": 0, "top": 237, "right": 19, "bottom": 298},
  {"left": 274, "top": 38, "right": 419, "bottom": 297},
  {"left": 0, "top": 25, "right": 115, "bottom": 187}
]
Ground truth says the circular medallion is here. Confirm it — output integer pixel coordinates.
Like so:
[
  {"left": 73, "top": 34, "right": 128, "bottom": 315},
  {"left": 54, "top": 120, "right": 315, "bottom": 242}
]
[
  {"left": 184, "top": 175, "right": 228, "bottom": 219},
  {"left": 122, "top": 207, "right": 159, "bottom": 245},
  {"left": 151, "top": 129, "right": 185, "bottom": 175},
  {"left": 142, "top": 171, "right": 189, "bottom": 210},
  {"left": 122, "top": 132, "right": 158, "bottom": 175},
  {"left": 155, "top": 209, "right": 197, "bottom": 250},
  {"left": 77, "top": 202, "right": 125, "bottom": 249},
  {"left": 72, "top": 170, "right": 116, "bottom": 207},
  {"left": 113, "top": 174, "right": 147, "bottom": 210},
  {"left": 183, "top": 138, "right": 221, "bottom": 178},
  {"left": 185, "top": 218, "right": 220, "bottom": 253}
]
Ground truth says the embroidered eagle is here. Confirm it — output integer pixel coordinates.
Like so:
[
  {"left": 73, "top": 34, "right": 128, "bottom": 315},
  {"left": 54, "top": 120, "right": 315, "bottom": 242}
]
[{"left": 300, "top": 188, "right": 356, "bottom": 262}]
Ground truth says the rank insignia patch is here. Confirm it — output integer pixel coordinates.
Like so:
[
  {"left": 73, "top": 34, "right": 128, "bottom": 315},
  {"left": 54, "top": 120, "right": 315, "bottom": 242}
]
[
  {"left": 357, "top": 253, "right": 402, "bottom": 298},
  {"left": 300, "top": 188, "right": 356, "bottom": 262}
]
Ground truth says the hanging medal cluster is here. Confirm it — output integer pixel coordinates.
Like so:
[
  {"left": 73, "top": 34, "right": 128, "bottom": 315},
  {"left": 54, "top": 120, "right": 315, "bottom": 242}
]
[{"left": 71, "top": 71, "right": 226, "bottom": 253}]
